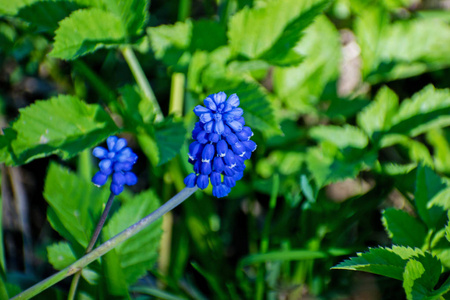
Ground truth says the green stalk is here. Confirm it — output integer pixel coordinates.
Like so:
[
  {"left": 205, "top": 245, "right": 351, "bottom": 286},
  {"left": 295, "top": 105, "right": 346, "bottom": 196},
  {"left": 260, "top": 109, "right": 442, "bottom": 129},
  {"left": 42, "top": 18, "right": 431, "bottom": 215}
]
[
  {"left": 11, "top": 187, "right": 198, "bottom": 300},
  {"left": 255, "top": 174, "right": 280, "bottom": 300},
  {"left": 121, "top": 46, "right": 164, "bottom": 122},
  {"left": 169, "top": 73, "right": 185, "bottom": 117},
  {"left": 67, "top": 192, "right": 116, "bottom": 300}
]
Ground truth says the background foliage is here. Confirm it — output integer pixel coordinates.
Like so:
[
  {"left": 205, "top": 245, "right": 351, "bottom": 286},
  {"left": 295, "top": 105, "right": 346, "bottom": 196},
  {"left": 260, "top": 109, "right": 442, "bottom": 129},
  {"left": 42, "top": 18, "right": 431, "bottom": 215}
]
[{"left": 1, "top": 0, "right": 450, "bottom": 299}]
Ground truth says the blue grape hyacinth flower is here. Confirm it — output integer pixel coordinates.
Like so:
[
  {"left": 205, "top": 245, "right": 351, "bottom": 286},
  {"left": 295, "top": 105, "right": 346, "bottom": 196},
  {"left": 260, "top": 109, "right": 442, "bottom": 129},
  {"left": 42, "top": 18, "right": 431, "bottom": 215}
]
[
  {"left": 184, "top": 92, "right": 257, "bottom": 198},
  {"left": 92, "top": 136, "right": 138, "bottom": 195}
]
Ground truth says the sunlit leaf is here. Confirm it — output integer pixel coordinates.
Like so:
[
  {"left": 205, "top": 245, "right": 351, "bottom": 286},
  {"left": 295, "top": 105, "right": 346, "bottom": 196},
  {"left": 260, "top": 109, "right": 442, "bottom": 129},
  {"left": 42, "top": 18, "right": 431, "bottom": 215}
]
[
  {"left": 5, "top": 95, "right": 117, "bottom": 166},
  {"left": 357, "top": 86, "right": 398, "bottom": 141},
  {"left": 50, "top": 8, "right": 127, "bottom": 60},
  {"left": 309, "top": 125, "right": 368, "bottom": 149},
  {"left": 333, "top": 246, "right": 441, "bottom": 286},
  {"left": 273, "top": 15, "right": 341, "bottom": 112},
  {"left": 228, "top": 0, "right": 330, "bottom": 65},
  {"left": 390, "top": 85, "right": 450, "bottom": 137}
]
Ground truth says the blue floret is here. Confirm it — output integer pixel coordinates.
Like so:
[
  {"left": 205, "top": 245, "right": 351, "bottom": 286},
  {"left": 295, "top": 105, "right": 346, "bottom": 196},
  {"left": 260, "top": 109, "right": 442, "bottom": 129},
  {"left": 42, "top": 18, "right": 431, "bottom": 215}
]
[{"left": 92, "top": 136, "right": 138, "bottom": 195}]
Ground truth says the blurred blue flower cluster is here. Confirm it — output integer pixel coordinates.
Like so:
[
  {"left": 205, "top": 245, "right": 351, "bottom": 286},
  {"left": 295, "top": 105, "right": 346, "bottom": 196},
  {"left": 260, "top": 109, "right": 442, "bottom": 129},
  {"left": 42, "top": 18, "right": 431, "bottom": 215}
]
[
  {"left": 184, "top": 92, "right": 257, "bottom": 198},
  {"left": 92, "top": 136, "right": 138, "bottom": 195}
]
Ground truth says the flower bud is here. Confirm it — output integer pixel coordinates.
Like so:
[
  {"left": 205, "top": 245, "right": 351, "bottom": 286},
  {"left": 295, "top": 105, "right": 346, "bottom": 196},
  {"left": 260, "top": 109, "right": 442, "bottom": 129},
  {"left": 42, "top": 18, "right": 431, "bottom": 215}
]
[
  {"left": 184, "top": 173, "right": 197, "bottom": 188},
  {"left": 202, "top": 144, "right": 215, "bottom": 162},
  {"left": 213, "top": 157, "right": 225, "bottom": 172},
  {"left": 201, "top": 161, "right": 212, "bottom": 175},
  {"left": 216, "top": 140, "right": 228, "bottom": 157},
  {"left": 197, "top": 174, "right": 209, "bottom": 190},
  {"left": 210, "top": 172, "right": 221, "bottom": 186}
]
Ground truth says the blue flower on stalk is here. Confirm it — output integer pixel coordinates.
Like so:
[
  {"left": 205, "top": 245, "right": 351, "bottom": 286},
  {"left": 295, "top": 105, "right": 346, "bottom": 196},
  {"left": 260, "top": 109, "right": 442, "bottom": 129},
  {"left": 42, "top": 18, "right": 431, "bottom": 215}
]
[
  {"left": 92, "top": 136, "right": 138, "bottom": 195},
  {"left": 184, "top": 92, "right": 257, "bottom": 198}
]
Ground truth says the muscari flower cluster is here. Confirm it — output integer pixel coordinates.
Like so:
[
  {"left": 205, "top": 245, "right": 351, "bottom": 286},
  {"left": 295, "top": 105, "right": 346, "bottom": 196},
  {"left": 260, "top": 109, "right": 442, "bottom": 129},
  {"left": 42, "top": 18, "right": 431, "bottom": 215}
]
[
  {"left": 92, "top": 136, "right": 138, "bottom": 195},
  {"left": 184, "top": 92, "right": 257, "bottom": 198}
]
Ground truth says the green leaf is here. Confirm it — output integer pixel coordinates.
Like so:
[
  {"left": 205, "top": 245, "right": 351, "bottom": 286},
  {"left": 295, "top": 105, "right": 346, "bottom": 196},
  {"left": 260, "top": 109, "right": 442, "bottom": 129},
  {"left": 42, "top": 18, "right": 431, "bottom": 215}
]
[
  {"left": 309, "top": 125, "right": 368, "bottom": 149},
  {"left": 44, "top": 163, "right": 107, "bottom": 248},
  {"left": 119, "top": 84, "right": 154, "bottom": 127},
  {"left": 5, "top": 95, "right": 117, "bottom": 165},
  {"left": 403, "top": 259, "right": 427, "bottom": 300},
  {"left": 306, "top": 145, "right": 376, "bottom": 188},
  {"left": 332, "top": 246, "right": 440, "bottom": 283},
  {"left": 379, "top": 134, "right": 433, "bottom": 166},
  {"left": 102, "top": 0, "right": 148, "bottom": 35},
  {"left": 357, "top": 86, "right": 399, "bottom": 141},
  {"left": 50, "top": 8, "right": 127, "bottom": 60},
  {"left": 426, "top": 129, "right": 450, "bottom": 174},
  {"left": 358, "top": 16, "right": 450, "bottom": 82},
  {"left": 390, "top": 85, "right": 450, "bottom": 137},
  {"left": 382, "top": 208, "right": 427, "bottom": 248},
  {"left": 428, "top": 187, "right": 450, "bottom": 210},
  {"left": 414, "top": 165, "right": 447, "bottom": 229},
  {"left": 228, "top": 0, "right": 329, "bottom": 65},
  {"left": 152, "top": 117, "right": 186, "bottom": 166},
  {"left": 273, "top": 15, "right": 341, "bottom": 112},
  {"left": 354, "top": 6, "right": 389, "bottom": 78},
  {"left": 47, "top": 241, "right": 77, "bottom": 270},
  {"left": 16, "top": 1, "right": 83, "bottom": 32},
  {"left": 102, "top": 189, "right": 163, "bottom": 285},
  {"left": 148, "top": 19, "right": 226, "bottom": 70},
  {"left": 205, "top": 78, "right": 281, "bottom": 136}
]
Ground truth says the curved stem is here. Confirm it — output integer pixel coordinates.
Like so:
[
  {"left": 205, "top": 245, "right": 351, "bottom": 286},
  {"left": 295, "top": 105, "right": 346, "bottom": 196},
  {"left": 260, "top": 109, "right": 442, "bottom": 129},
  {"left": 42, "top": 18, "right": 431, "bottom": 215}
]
[
  {"left": 67, "top": 192, "right": 116, "bottom": 300},
  {"left": 12, "top": 187, "right": 198, "bottom": 300},
  {"left": 121, "top": 46, "right": 164, "bottom": 122}
]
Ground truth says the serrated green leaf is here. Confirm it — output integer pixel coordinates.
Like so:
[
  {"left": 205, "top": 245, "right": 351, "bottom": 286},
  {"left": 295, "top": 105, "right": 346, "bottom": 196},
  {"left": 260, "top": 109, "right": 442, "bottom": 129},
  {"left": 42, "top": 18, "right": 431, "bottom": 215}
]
[
  {"left": 306, "top": 146, "right": 376, "bottom": 188},
  {"left": 382, "top": 208, "right": 427, "bottom": 248},
  {"left": 16, "top": 1, "right": 83, "bottom": 32},
  {"left": 50, "top": 8, "right": 127, "bottom": 60},
  {"left": 102, "top": 189, "right": 163, "bottom": 285},
  {"left": 44, "top": 163, "right": 107, "bottom": 248},
  {"left": 354, "top": 6, "right": 389, "bottom": 78},
  {"left": 389, "top": 85, "right": 450, "bottom": 137},
  {"left": 403, "top": 259, "right": 427, "bottom": 300},
  {"left": 415, "top": 165, "right": 447, "bottom": 229},
  {"left": 426, "top": 129, "right": 450, "bottom": 174},
  {"left": 0, "top": 128, "right": 16, "bottom": 165},
  {"left": 357, "top": 86, "right": 399, "bottom": 141},
  {"left": 379, "top": 134, "right": 433, "bottom": 166},
  {"left": 119, "top": 84, "right": 154, "bottom": 127},
  {"left": 428, "top": 187, "right": 450, "bottom": 210},
  {"left": 309, "top": 125, "right": 368, "bottom": 149},
  {"left": 228, "top": 0, "right": 329, "bottom": 65},
  {"left": 148, "top": 19, "right": 226, "bottom": 70},
  {"left": 102, "top": 0, "right": 148, "bottom": 35},
  {"left": 359, "top": 16, "right": 450, "bottom": 82},
  {"left": 47, "top": 241, "right": 77, "bottom": 270},
  {"left": 273, "top": 15, "right": 340, "bottom": 112},
  {"left": 333, "top": 246, "right": 440, "bottom": 285},
  {"left": 6, "top": 95, "right": 117, "bottom": 165},
  {"left": 153, "top": 118, "right": 186, "bottom": 166},
  {"left": 205, "top": 78, "right": 281, "bottom": 136}
]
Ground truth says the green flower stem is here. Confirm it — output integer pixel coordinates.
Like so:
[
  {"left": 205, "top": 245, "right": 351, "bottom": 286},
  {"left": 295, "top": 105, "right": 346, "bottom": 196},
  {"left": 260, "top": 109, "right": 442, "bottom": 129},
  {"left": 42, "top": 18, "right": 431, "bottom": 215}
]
[
  {"left": 67, "top": 192, "right": 116, "bottom": 300},
  {"left": 121, "top": 46, "right": 164, "bottom": 122},
  {"left": 11, "top": 187, "right": 198, "bottom": 300},
  {"left": 255, "top": 174, "right": 279, "bottom": 300},
  {"left": 169, "top": 73, "right": 185, "bottom": 117}
]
